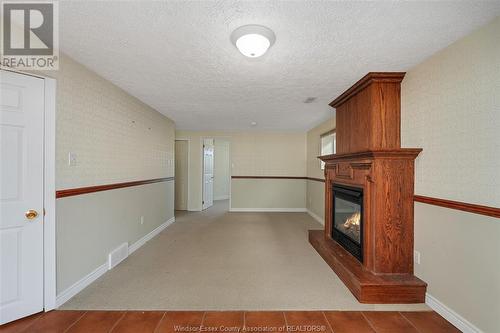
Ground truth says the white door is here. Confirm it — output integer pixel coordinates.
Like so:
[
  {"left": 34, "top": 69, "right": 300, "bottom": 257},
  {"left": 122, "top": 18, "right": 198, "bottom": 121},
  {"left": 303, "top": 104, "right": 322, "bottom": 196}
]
[
  {"left": 0, "top": 71, "right": 44, "bottom": 324},
  {"left": 174, "top": 140, "right": 188, "bottom": 210},
  {"left": 202, "top": 139, "right": 214, "bottom": 210}
]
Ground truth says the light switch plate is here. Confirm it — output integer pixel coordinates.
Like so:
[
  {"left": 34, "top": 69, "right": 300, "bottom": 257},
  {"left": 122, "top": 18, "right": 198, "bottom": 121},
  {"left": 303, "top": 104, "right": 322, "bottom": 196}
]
[{"left": 68, "top": 152, "right": 77, "bottom": 166}]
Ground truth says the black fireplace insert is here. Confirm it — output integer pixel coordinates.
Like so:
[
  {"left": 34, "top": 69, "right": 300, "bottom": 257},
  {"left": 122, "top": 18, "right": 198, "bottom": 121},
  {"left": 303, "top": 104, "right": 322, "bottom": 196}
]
[{"left": 332, "top": 184, "right": 363, "bottom": 262}]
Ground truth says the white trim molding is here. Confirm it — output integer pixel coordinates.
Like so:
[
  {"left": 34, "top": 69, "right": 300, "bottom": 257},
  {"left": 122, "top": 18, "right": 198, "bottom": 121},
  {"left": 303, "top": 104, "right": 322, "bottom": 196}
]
[
  {"left": 56, "top": 217, "right": 175, "bottom": 308},
  {"left": 307, "top": 210, "right": 324, "bottom": 225},
  {"left": 129, "top": 217, "right": 175, "bottom": 254},
  {"left": 43, "top": 77, "right": 57, "bottom": 311},
  {"left": 56, "top": 263, "right": 107, "bottom": 308},
  {"left": 3, "top": 69, "right": 58, "bottom": 312},
  {"left": 229, "top": 208, "right": 307, "bottom": 212},
  {"left": 214, "top": 195, "right": 230, "bottom": 200},
  {"left": 425, "top": 293, "right": 482, "bottom": 333}
]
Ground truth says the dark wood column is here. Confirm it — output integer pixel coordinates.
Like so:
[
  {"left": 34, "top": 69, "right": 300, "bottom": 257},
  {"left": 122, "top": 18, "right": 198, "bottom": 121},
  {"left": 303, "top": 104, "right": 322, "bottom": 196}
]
[{"left": 309, "top": 73, "right": 427, "bottom": 303}]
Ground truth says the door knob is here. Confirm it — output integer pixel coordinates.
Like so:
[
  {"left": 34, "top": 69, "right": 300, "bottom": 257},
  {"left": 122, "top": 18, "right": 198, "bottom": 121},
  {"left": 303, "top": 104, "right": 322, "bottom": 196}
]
[{"left": 25, "top": 209, "right": 39, "bottom": 220}]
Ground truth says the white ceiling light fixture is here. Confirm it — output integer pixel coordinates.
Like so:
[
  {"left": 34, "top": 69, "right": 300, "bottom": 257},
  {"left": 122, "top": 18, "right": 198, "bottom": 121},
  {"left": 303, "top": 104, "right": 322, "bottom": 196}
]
[{"left": 231, "top": 25, "right": 276, "bottom": 58}]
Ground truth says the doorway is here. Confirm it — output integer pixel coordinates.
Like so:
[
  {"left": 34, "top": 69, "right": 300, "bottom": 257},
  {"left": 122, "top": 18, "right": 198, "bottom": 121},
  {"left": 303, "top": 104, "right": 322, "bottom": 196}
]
[
  {"left": 202, "top": 139, "right": 214, "bottom": 210},
  {"left": 0, "top": 70, "right": 56, "bottom": 324},
  {"left": 202, "top": 138, "right": 231, "bottom": 212}
]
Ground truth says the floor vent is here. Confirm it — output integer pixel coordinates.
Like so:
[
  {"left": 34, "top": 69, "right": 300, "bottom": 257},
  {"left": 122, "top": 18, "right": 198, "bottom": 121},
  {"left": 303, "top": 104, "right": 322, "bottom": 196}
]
[{"left": 108, "top": 242, "right": 128, "bottom": 270}]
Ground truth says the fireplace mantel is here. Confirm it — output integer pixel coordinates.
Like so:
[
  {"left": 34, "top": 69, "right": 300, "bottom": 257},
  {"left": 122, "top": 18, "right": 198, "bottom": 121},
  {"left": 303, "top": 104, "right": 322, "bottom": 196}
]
[
  {"left": 309, "top": 72, "right": 427, "bottom": 304},
  {"left": 319, "top": 148, "right": 423, "bottom": 161}
]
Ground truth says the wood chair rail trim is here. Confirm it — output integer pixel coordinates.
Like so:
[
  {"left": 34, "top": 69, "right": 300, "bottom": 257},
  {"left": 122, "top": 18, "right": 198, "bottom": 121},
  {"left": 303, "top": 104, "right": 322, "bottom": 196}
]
[
  {"left": 231, "top": 176, "right": 326, "bottom": 182},
  {"left": 414, "top": 195, "right": 499, "bottom": 218},
  {"left": 56, "top": 177, "right": 174, "bottom": 198},
  {"left": 54, "top": 176, "right": 499, "bottom": 218}
]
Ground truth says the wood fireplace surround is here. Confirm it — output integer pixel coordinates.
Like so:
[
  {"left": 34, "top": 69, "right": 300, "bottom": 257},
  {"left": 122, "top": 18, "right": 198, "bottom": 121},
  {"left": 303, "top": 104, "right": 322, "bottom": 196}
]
[{"left": 309, "top": 72, "right": 427, "bottom": 303}]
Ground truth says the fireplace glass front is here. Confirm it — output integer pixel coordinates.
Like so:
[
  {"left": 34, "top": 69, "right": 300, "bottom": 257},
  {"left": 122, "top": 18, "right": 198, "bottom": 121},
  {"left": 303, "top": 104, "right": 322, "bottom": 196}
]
[{"left": 332, "top": 184, "right": 363, "bottom": 262}]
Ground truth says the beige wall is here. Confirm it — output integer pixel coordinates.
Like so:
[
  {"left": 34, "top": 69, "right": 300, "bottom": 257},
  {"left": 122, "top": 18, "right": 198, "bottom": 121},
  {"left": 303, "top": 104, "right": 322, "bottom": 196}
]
[
  {"left": 306, "top": 118, "right": 335, "bottom": 222},
  {"left": 177, "top": 123, "right": 338, "bottom": 213},
  {"left": 214, "top": 139, "right": 230, "bottom": 200},
  {"left": 231, "top": 179, "right": 306, "bottom": 210},
  {"left": 402, "top": 18, "right": 499, "bottom": 207},
  {"left": 402, "top": 17, "right": 500, "bottom": 333},
  {"left": 175, "top": 140, "right": 189, "bottom": 210},
  {"left": 175, "top": 131, "right": 307, "bottom": 211},
  {"left": 47, "top": 55, "right": 175, "bottom": 295}
]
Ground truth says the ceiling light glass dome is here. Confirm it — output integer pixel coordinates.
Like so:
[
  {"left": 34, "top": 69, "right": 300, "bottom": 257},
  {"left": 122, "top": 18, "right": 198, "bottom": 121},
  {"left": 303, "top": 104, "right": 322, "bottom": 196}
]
[{"left": 231, "top": 25, "right": 276, "bottom": 58}]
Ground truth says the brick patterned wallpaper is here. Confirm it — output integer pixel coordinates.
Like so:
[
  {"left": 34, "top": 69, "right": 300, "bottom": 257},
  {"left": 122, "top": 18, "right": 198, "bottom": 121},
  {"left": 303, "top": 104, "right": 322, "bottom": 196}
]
[
  {"left": 230, "top": 132, "right": 307, "bottom": 177},
  {"left": 53, "top": 56, "right": 175, "bottom": 189},
  {"left": 401, "top": 18, "right": 500, "bottom": 207}
]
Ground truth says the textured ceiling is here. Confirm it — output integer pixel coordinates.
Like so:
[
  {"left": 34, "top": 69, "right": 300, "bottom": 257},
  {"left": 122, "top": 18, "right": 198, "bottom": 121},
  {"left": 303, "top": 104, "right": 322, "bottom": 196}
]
[{"left": 59, "top": 1, "right": 500, "bottom": 131}]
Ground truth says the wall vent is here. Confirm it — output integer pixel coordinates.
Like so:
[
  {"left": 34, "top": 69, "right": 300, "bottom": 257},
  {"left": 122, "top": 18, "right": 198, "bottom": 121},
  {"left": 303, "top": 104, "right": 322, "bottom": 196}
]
[{"left": 108, "top": 242, "right": 128, "bottom": 270}]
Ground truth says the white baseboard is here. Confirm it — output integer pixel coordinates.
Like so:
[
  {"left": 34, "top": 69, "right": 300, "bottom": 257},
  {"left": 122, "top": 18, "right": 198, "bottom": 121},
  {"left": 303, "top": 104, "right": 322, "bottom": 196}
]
[
  {"left": 307, "top": 209, "right": 324, "bottom": 225},
  {"left": 56, "top": 216, "right": 175, "bottom": 308},
  {"left": 56, "top": 262, "right": 107, "bottom": 308},
  {"left": 229, "top": 208, "right": 307, "bottom": 212},
  {"left": 214, "top": 195, "right": 229, "bottom": 200},
  {"left": 425, "top": 293, "right": 482, "bottom": 333},
  {"left": 129, "top": 216, "right": 175, "bottom": 254}
]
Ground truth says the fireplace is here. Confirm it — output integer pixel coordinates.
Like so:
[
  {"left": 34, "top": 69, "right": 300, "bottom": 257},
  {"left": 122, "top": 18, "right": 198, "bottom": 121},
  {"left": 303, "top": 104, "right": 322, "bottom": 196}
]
[
  {"left": 309, "top": 73, "right": 427, "bottom": 303},
  {"left": 332, "top": 184, "right": 363, "bottom": 262}
]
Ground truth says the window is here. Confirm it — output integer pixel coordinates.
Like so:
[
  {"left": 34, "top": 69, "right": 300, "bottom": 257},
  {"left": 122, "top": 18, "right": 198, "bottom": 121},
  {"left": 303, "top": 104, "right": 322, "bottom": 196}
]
[{"left": 320, "top": 130, "right": 336, "bottom": 170}]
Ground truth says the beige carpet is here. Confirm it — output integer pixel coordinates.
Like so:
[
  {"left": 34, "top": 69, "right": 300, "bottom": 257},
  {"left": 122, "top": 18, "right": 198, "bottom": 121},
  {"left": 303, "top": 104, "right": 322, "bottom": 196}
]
[{"left": 61, "top": 200, "right": 428, "bottom": 311}]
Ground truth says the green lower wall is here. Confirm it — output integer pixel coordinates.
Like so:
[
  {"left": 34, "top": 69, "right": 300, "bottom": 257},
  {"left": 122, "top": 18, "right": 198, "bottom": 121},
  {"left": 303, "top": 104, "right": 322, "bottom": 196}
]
[
  {"left": 231, "top": 179, "right": 306, "bottom": 209},
  {"left": 414, "top": 203, "right": 500, "bottom": 332},
  {"left": 56, "top": 180, "right": 174, "bottom": 293},
  {"left": 306, "top": 180, "right": 325, "bottom": 223}
]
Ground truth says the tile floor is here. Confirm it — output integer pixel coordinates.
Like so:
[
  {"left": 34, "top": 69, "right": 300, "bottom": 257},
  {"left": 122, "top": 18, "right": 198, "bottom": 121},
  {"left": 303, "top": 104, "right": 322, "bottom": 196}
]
[{"left": 0, "top": 310, "right": 461, "bottom": 333}]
